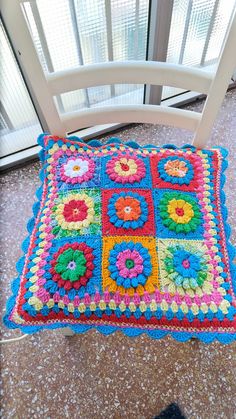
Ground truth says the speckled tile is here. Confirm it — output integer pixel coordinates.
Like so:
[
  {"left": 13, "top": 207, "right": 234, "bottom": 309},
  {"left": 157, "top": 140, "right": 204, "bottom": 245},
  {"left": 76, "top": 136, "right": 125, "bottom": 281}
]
[{"left": 1, "top": 89, "right": 236, "bottom": 419}]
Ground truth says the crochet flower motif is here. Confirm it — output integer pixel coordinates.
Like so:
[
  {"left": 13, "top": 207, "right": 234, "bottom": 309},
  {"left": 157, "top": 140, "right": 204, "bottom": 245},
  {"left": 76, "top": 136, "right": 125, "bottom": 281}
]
[
  {"left": 158, "top": 157, "right": 194, "bottom": 185},
  {"left": 159, "top": 192, "right": 201, "bottom": 233},
  {"left": 108, "top": 191, "right": 148, "bottom": 229},
  {"left": 162, "top": 244, "right": 209, "bottom": 293},
  {"left": 51, "top": 243, "right": 95, "bottom": 290},
  {"left": 107, "top": 241, "right": 153, "bottom": 295},
  {"left": 54, "top": 192, "right": 95, "bottom": 230},
  {"left": 61, "top": 157, "right": 95, "bottom": 184},
  {"left": 106, "top": 154, "right": 146, "bottom": 184}
]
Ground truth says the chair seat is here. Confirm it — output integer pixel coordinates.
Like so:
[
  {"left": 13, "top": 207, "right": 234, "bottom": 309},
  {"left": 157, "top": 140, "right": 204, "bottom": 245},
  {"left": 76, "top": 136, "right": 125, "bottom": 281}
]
[{"left": 4, "top": 134, "right": 236, "bottom": 343}]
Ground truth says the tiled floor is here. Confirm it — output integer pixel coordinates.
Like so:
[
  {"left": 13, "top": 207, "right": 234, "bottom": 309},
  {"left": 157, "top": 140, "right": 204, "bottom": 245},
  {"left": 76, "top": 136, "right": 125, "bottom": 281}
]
[{"left": 1, "top": 89, "right": 236, "bottom": 419}]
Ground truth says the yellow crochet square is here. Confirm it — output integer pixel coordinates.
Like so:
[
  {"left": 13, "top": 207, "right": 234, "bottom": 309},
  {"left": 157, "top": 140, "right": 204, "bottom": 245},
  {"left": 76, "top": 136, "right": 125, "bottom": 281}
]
[{"left": 102, "top": 236, "right": 159, "bottom": 296}]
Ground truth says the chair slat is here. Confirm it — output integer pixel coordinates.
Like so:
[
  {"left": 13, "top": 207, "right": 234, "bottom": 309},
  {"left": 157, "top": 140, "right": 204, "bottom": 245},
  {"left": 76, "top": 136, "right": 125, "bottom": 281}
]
[
  {"left": 46, "top": 61, "right": 213, "bottom": 96},
  {"left": 60, "top": 104, "right": 201, "bottom": 133}
]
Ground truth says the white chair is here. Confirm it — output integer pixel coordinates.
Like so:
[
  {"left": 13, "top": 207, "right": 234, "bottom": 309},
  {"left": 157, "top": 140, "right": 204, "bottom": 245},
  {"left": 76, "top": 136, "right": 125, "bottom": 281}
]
[{"left": 1, "top": 1, "right": 236, "bottom": 149}]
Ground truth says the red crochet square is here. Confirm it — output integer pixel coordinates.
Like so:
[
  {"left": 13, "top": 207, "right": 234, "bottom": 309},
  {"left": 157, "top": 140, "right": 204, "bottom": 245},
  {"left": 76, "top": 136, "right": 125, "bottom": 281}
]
[
  {"left": 150, "top": 151, "right": 202, "bottom": 191},
  {"left": 102, "top": 188, "right": 155, "bottom": 236}
]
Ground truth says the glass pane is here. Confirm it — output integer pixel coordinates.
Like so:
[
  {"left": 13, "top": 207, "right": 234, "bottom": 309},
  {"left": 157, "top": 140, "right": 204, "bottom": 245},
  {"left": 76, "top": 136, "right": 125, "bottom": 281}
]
[
  {"left": 205, "top": 0, "right": 235, "bottom": 63},
  {"left": 111, "top": 0, "right": 149, "bottom": 61},
  {"left": 165, "top": 0, "right": 189, "bottom": 67},
  {"left": 25, "top": 0, "right": 80, "bottom": 72},
  {"left": 23, "top": 0, "right": 149, "bottom": 113},
  {"left": 58, "top": 83, "right": 144, "bottom": 114},
  {"left": 0, "top": 21, "right": 42, "bottom": 158},
  {"left": 75, "top": 0, "right": 108, "bottom": 65},
  {"left": 162, "top": 0, "right": 235, "bottom": 100},
  {"left": 180, "top": 0, "right": 216, "bottom": 67}
]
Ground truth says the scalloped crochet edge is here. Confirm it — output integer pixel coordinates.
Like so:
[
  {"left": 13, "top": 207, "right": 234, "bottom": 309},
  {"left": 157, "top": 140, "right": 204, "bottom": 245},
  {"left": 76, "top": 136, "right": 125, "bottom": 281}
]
[
  {"left": 37, "top": 132, "right": 197, "bottom": 152},
  {"left": 3, "top": 134, "right": 236, "bottom": 344}
]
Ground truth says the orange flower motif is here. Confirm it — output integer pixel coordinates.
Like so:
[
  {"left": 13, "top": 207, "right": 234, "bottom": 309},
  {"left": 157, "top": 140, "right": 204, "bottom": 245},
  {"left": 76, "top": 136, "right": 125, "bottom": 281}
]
[
  {"left": 108, "top": 191, "right": 148, "bottom": 230},
  {"left": 164, "top": 159, "right": 188, "bottom": 178},
  {"left": 115, "top": 197, "right": 141, "bottom": 221}
]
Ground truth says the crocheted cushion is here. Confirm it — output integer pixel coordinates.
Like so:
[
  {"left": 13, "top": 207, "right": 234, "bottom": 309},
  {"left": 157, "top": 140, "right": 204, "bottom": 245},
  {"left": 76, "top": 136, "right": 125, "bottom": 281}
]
[{"left": 4, "top": 134, "right": 236, "bottom": 343}]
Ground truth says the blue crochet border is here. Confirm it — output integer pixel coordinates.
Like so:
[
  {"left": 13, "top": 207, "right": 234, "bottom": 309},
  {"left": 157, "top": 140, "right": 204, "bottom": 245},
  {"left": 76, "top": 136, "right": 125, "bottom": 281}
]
[{"left": 3, "top": 133, "right": 236, "bottom": 344}]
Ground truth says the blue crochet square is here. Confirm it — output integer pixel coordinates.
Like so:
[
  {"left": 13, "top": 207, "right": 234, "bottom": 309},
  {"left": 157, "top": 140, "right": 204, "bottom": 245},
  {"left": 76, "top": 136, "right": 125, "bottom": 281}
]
[{"left": 101, "top": 153, "right": 151, "bottom": 188}]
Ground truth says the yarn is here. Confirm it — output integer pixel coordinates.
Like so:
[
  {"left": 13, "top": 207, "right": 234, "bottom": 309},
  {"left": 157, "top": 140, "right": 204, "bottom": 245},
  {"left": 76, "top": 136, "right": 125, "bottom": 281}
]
[{"left": 3, "top": 134, "right": 236, "bottom": 344}]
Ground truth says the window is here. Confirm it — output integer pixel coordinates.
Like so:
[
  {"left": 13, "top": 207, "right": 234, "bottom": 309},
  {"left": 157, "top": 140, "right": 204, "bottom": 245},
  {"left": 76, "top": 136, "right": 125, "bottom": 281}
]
[
  {"left": 1, "top": 0, "right": 235, "bottom": 160},
  {"left": 23, "top": 0, "right": 149, "bottom": 113},
  {"left": 0, "top": 21, "right": 42, "bottom": 157},
  {"left": 162, "top": 0, "right": 235, "bottom": 99}
]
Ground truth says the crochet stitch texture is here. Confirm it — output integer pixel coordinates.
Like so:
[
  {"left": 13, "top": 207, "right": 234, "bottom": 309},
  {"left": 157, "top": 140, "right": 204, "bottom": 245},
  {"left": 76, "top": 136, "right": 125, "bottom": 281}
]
[{"left": 4, "top": 134, "right": 236, "bottom": 343}]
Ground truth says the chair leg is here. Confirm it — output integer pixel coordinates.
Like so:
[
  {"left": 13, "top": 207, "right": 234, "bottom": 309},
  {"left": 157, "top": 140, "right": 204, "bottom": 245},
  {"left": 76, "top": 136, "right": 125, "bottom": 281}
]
[{"left": 61, "top": 327, "right": 75, "bottom": 337}]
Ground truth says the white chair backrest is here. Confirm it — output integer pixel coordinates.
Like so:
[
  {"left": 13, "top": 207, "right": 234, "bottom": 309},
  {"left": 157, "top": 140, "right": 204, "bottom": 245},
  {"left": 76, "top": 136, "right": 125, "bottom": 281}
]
[{"left": 1, "top": 0, "right": 236, "bottom": 148}]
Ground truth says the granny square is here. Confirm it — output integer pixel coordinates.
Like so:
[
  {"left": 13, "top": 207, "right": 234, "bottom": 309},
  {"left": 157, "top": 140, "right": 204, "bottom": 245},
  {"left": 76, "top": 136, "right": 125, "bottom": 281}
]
[
  {"left": 153, "top": 189, "right": 204, "bottom": 239},
  {"left": 102, "top": 236, "right": 159, "bottom": 296},
  {"left": 4, "top": 135, "right": 236, "bottom": 344},
  {"left": 102, "top": 188, "right": 155, "bottom": 236},
  {"left": 102, "top": 153, "right": 151, "bottom": 188},
  {"left": 56, "top": 154, "right": 101, "bottom": 190},
  {"left": 150, "top": 151, "right": 202, "bottom": 191},
  {"left": 51, "top": 188, "right": 101, "bottom": 238}
]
